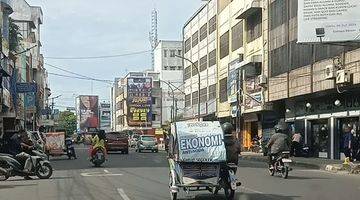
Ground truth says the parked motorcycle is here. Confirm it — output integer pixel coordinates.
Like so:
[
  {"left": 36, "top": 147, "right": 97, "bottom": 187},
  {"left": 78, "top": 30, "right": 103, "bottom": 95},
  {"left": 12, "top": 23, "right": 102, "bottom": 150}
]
[
  {"left": 268, "top": 151, "right": 292, "bottom": 179},
  {"left": 91, "top": 147, "right": 106, "bottom": 167},
  {"left": 0, "top": 149, "right": 53, "bottom": 181}
]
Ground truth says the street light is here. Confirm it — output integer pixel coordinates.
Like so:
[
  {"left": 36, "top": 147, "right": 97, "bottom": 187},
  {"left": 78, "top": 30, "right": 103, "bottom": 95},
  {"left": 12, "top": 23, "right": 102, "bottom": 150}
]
[{"left": 175, "top": 54, "right": 201, "bottom": 121}]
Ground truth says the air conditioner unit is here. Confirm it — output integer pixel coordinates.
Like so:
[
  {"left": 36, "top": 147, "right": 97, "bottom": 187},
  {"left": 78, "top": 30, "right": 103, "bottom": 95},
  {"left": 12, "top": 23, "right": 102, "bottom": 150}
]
[
  {"left": 336, "top": 69, "right": 350, "bottom": 84},
  {"left": 258, "top": 75, "right": 267, "bottom": 86},
  {"left": 325, "top": 64, "right": 335, "bottom": 80}
]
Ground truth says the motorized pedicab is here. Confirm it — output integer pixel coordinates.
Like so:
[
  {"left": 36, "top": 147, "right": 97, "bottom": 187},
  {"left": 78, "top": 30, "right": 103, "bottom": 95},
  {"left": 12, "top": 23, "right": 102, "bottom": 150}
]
[{"left": 167, "top": 121, "right": 240, "bottom": 200}]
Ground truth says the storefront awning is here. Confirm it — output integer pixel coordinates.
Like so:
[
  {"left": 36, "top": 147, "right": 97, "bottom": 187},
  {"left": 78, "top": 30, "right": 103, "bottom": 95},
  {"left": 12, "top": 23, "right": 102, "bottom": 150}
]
[{"left": 236, "top": 0, "right": 262, "bottom": 19}]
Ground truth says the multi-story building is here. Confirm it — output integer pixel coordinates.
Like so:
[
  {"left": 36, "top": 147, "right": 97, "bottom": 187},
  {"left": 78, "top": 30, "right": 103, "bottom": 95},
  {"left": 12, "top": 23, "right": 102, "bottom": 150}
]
[
  {"left": 153, "top": 40, "right": 184, "bottom": 125},
  {"left": 183, "top": 0, "right": 218, "bottom": 121},
  {"left": 113, "top": 71, "right": 162, "bottom": 135},
  {"left": 110, "top": 77, "right": 120, "bottom": 131},
  {"left": 99, "top": 101, "right": 111, "bottom": 132}
]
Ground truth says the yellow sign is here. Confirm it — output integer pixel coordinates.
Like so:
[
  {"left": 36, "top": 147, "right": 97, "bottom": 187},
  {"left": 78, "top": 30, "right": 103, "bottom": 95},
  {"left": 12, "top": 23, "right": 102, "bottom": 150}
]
[{"left": 155, "top": 128, "right": 163, "bottom": 135}]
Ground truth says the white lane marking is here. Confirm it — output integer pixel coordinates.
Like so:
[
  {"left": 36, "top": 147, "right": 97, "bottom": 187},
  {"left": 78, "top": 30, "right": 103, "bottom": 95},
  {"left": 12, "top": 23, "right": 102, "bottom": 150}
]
[
  {"left": 81, "top": 172, "right": 123, "bottom": 177},
  {"left": 117, "top": 188, "right": 131, "bottom": 200},
  {"left": 104, "top": 169, "right": 110, "bottom": 173},
  {"left": 240, "top": 186, "right": 263, "bottom": 194}
]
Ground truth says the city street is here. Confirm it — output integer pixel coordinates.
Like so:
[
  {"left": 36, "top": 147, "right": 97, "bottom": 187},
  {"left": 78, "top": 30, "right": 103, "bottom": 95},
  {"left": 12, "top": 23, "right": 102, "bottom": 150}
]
[{"left": 0, "top": 146, "right": 359, "bottom": 200}]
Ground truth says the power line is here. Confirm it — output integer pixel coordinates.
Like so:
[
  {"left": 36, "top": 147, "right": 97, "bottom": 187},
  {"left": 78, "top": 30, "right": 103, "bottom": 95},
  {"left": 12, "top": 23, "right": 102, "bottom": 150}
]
[
  {"left": 48, "top": 72, "right": 111, "bottom": 83},
  {"left": 44, "top": 50, "right": 151, "bottom": 60}
]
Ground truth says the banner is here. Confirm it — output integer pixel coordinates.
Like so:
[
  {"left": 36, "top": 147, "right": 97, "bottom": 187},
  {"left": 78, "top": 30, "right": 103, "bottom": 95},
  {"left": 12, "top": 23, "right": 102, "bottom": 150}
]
[
  {"left": 78, "top": 96, "right": 99, "bottom": 133},
  {"left": 127, "top": 77, "right": 152, "bottom": 126},
  {"left": 227, "top": 59, "right": 240, "bottom": 103},
  {"left": 45, "top": 132, "right": 65, "bottom": 155},
  {"left": 25, "top": 92, "right": 36, "bottom": 112},
  {"left": 176, "top": 121, "right": 226, "bottom": 163}
]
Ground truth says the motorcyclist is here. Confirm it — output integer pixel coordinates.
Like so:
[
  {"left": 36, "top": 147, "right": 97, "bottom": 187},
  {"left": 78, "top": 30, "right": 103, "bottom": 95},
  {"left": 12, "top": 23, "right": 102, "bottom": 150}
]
[
  {"left": 222, "top": 123, "right": 241, "bottom": 165},
  {"left": 267, "top": 121, "right": 290, "bottom": 169},
  {"left": 90, "top": 130, "right": 106, "bottom": 158},
  {"left": 9, "top": 130, "right": 34, "bottom": 177}
]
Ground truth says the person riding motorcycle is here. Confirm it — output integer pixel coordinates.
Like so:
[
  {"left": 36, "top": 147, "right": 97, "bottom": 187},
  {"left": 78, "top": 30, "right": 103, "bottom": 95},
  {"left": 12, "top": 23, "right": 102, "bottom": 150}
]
[
  {"left": 267, "top": 121, "right": 290, "bottom": 169},
  {"left": 90, "top": 130, "right": 106, "bottom": 158},
  {"left": 9, "top": 130, "right": 34, "bottom": 175},
  {"left": 222, "top": 123, "right": 241, "bottom": 165}
]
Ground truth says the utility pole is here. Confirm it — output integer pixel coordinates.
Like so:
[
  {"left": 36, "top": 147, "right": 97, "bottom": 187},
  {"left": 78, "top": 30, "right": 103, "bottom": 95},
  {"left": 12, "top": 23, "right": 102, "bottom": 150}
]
[
  {"left": 49, "top": 95, "right": 62, "bottom": 119},
  {"left": 175, "top": 55, "right": 200, "bottom": 121}
]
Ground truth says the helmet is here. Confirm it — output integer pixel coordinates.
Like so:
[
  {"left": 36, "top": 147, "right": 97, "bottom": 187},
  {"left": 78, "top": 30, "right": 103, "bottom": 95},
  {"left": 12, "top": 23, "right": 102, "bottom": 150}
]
[
  {"left": 222, "top": 122, "right": 234, "bottom": 136},
  {"left": 274, "top": 121, "right": 288, "bottom": 134}
]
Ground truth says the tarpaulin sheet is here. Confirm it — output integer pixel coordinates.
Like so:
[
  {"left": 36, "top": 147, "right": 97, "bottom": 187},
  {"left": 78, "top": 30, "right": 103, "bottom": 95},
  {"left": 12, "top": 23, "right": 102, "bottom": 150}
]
[{"left": 175, "top": 121, "right": 226, "bottom": 163}]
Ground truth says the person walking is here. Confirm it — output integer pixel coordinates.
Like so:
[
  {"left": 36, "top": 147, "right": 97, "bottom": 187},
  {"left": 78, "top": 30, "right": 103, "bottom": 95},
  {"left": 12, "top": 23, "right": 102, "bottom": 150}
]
[
  {"left": 343, "top": 126, "right": 353, "bottom": 162},
  {"left": 290, "top": 133, "right": 302, "bottom": 157},
  {"left": 351, "top": 129, "right": 360, "bottom": 162}
]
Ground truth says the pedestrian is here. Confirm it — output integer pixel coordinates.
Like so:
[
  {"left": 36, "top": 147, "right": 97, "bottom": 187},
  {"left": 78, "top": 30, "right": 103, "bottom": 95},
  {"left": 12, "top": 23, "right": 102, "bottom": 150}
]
[
  {"left": 343, "top": 126, "right": 353, "bottom": 162},
  {"left": 290, "top": 132, "right": 302, "bottom": 157},
  {"left": 351, "top": 129, "right": 360, "bottom": 162}
]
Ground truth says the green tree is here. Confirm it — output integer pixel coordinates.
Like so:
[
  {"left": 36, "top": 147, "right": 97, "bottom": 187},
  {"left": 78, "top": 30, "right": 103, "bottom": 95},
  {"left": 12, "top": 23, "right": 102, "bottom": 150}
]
[
  {"left": 9, "top": 18, "right": 22, "bottom": 52},
  {"left": 57, "top": 111, "right": 77, "bottom": 137}
]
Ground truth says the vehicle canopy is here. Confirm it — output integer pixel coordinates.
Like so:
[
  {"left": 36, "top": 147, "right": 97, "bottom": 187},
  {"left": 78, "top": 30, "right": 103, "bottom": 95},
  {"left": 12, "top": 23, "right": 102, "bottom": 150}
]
[{"left": 169, "top": 121, "right": 226, "bottom": 163}]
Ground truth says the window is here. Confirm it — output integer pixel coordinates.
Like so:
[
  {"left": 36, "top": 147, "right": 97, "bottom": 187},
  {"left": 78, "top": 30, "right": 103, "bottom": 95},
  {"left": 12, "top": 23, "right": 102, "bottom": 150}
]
[
  {"left": 270, "top": 0, "right": 287, "bottom": 30},
  {"left": 177, "top": 66, "right": 182, "bottom": 70},
  {"left": 152, "top": 97, "right": 156, "bottom": 105},
  {"left": 246, "top": 12, "right": 262, "bottom": 42},
  {"left": 200, "top": 23, "right": 207, "bottom": 41},
  {"left": 185, "top": 38, "right": 191, "bottom": 53},
  {"left": 200, "top": 88, "right": 207, "bottom": 103},
  {"left": 270, "top": 45, "right": 288, "bottom": 77},
  {"left": 209, "top": 15, "right": 217, "bottom": 34},
  {"left": 164, "top": 50, "right": 168, "bottom": 57},
  {"left": 219, "top": 78, "right": 228, "bottom": 103},
  {"left": 184, "top": 66, "right": 191, "bottom": 80},
  {"left": 152, "top": 114, "right": 156, "bottom": 121},
  {"left": 170, "top": 50, "right": 176, "bottom": 57},
  {"left": 185, "top": 94, "right": 191, "bottom": 107},
  {"left": 192, "top": 31, "right": 199, "bottom": 47},
  {"left": 192, "top": 91, "right": 199, "bottom": 105},
  {"left": 192, "top": 61, "right": 199, "bottom": 76},
  {"left": 164, "top": 66, "right": 168, "bottom": 70},
  {"left": 177, "top": 50, "right": 182, "bottom": 56},
  {"left": 231, "top": 21, "right": 243, "bottom": 51},
  {"left": 208, "top": 84, "right": 216, "bottom": 100},
  {"left": 209, "top": 50, "right": 216, "bottom": 67},
  {"left": 170, "top": 66, "right": 176, "bottom": 70},
  {"left": 220, "top": 31, "right": 229, "bottom": 59},
  {"left": 199, "top": 55, "right": 207, "bottom": 72}
]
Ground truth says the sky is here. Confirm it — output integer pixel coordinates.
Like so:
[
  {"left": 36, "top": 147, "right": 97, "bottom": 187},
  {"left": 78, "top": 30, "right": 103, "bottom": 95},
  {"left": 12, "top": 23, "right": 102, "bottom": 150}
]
[{"left": 25, "top": 0, "right": 202, "bottom": 109}]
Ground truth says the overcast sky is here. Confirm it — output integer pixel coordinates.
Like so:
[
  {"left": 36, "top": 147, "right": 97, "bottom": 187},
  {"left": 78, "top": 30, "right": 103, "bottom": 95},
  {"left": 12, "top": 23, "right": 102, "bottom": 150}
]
[{"left": 26, "top": 0, "right": 201, "bottom": 109}]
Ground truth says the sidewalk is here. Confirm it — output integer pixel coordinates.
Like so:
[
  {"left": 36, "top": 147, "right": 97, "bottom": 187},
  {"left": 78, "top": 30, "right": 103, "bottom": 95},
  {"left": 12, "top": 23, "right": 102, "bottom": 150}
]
[{"left": 239, "top": 152, "right": 345, "bottom": 170}]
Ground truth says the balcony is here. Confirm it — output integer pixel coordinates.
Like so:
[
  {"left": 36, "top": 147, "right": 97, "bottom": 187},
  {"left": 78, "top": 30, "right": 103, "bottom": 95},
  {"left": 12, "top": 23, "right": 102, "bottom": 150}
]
[{"left": 236, "top": 0, "right": 262, "bottom": 19}]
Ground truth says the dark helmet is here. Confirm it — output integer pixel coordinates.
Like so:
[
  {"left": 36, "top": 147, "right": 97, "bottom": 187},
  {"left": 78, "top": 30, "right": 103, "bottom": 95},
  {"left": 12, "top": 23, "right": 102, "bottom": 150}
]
[
  {"left": 274, "top": 120, "right": 288, "bottom": 134},
  {"left": 222, "top": 122, "right": 234, "bottom": 136}
]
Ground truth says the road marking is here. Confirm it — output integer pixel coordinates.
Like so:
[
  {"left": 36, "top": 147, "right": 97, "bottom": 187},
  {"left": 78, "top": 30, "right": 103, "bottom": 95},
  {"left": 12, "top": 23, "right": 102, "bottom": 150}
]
[
  {"left": 104, "top": 169, "right": 110, "bottom": 173},
  {"left": 117, "top": 188, "right": 131, "bottom": 200},
  {"left": 81, "top": 172, "right": 123, "bottom": 177},
  {"left": 240, "top": 186, "right": 263, "bottom": 194}
]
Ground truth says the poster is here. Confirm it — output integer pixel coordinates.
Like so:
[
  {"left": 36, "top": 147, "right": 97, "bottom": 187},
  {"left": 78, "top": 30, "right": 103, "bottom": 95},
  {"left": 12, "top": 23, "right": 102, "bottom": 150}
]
[
  {"left": 298, "top": 0, "right": 360, "bottom": 43},
  {"left": 176, "top": 121, "right": 226, "bottom": 163},
  {"left": 24, "top": 92, "right": 36, "bottom": 112},
  {"left": 78, "top": 95, "right": 99, "bottom": 133},
  {"left": 127, "top": 77, "right": 152, "bottom": 126},
  {"left": 227, "top": 59, "right": 240, "bottom": 103},
  {"left": 45, "top": 132, "right": 65, "bottom": 155}
]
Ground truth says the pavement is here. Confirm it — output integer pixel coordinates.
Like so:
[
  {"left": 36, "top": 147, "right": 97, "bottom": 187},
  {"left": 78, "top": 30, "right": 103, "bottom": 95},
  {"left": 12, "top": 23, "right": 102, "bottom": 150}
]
[{"left": 0, "top": 146, "right": 359, "bottom": 200}]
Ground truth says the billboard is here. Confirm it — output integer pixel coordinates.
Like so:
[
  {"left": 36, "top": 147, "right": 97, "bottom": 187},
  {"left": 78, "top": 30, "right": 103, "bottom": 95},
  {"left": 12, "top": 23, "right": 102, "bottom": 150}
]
[
  {"left": 127, "top": 77, "right": 152, "bottom": 127},
  {"left": 77, "top": 95, "right": 99, "bottom": 133},
  {"left": 298, "top": 0, "right": 360, "bottom": 43}
]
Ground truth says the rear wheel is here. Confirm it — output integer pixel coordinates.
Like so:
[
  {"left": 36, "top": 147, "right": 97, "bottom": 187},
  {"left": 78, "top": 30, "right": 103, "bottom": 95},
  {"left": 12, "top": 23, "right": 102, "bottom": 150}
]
[
  {"left": 0, "top": 168, "right": 9, "bottom": 181},
  {"left": 268, "top": 164, "right": 275, "bottom": 176},
  {"left": 36, "top": 163, "right": 53, "bottom": 179},
  {"left": 282, "top": 166, "right": 289, "bottom": 179},
  {"left": 224, "top": 186, "right": 235, "bottom": 200}
]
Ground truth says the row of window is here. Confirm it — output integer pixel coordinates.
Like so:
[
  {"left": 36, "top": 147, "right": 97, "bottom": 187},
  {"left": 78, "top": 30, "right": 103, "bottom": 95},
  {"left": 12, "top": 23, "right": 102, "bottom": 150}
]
[
  {"left": 184, "top": 84, "right": 217, "bottom": 107},
  {"left": 164, "top": 49, "right": 182, "bottom": 57},
  {"left": 185, "top": 15, "right": 217, "bottom": 53},
  {"left": 163, "top": 66, "right": 183, "bottom": 71},
  {"left": 184, "top": 49, "right": 217, "bottom": 80}
]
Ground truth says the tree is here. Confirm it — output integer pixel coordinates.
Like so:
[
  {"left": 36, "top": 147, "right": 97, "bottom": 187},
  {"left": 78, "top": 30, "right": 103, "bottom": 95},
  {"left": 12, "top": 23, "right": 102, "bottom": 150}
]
[
  {"left": 57, "top": 111, "right": 77, "bottom": 137},
  {"left": 9, "top": 18, "right": 22, "bottom": 52}
]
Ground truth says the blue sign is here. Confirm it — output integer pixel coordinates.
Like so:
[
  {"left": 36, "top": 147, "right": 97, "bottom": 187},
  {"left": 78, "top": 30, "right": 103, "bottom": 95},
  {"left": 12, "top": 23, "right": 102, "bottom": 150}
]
[
  {"left": 16, "top": 83, "right": 37, "bottom": 93},
  {"left": 25, "top": 93, "right": 36, "bottom": 112}
]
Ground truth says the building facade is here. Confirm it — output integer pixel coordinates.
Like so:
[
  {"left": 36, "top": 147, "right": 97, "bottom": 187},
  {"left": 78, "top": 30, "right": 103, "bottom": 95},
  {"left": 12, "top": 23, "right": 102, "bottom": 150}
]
[
  {"left": 153, "top": 40, "right": 184, "bottom": 125},
  {"left": 183, "top": 0, "right": 218, "bottom": 121}
]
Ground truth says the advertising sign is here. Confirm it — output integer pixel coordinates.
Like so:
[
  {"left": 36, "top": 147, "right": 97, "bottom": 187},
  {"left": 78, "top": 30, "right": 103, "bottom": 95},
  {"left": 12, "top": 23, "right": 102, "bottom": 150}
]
[
  {"left": 78, "top": 95, "right": 99, "bottom": 133},
  {"left": 227, "top": 59, "right": 240, "bottom": 103},
  {"left": 127, "top": 77, "right": 152, "bottom": 127},
  {"left": 45, "top": 132, "right": 65, "bottom": 155},
  {"left": 24, "top": 92, "right": 36, "bottom": 112},
  {"left": 16, "top": 83, "right": 37, "bottom": 93},
  {"left": 298, "top": 0, "right": 360, "bottom": 43},
  {"left": 244, "top": 77, "right": 262, "bottom": 109},
  {"left": 176, "top": 121, "right": 226, "bottom": 163}
]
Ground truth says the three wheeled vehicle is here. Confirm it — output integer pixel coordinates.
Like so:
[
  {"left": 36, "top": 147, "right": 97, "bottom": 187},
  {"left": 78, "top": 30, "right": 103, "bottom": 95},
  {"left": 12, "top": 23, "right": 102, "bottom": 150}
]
[
  {"left": 167, "top": 121, "right": 240, "bottom": 200},
  {"left": 45, "top": 132, "right": 76, "bottom": 159}
]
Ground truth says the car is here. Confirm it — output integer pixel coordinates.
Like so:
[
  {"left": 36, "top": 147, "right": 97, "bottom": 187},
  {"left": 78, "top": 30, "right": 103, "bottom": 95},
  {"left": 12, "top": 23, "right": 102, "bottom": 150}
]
[
  {"left": 105, "top": 132, "right": 129, "bottom": 154},
  {"left": 136, "top": 135, "right": 158, "bottom": 153}
]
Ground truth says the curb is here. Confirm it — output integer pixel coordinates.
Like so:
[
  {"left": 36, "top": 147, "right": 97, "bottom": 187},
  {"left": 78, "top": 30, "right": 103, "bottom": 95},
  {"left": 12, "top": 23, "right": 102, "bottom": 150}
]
[{"left": 239, "top": 155, "right": 322, "bottom": 169}]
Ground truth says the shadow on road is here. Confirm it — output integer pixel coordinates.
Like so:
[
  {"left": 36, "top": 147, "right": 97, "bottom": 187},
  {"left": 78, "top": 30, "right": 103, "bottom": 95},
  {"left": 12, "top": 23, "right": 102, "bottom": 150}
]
[
  {"left": 287, "top": 175, "right": 329, "bottom": 180},
  {"left": 0, "top": 183, "right": 37, "bottom": 190},
  {"left": 178, "top": 192, "right": 300, "bottom": 200}
]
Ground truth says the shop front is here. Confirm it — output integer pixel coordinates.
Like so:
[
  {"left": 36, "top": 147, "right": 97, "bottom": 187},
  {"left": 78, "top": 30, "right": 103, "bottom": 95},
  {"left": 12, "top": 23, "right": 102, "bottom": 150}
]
[{"left": 285, "top": 92, "right": 360, "bottom": 159}]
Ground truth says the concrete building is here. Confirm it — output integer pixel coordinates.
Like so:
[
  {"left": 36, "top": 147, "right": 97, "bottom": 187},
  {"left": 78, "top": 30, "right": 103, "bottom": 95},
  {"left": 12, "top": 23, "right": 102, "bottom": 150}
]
[
  {"left": 183, "top": 0, "right": 218, "bottom": 121},
  {"left": 113, "top": 71, "right": 162, "bottom": 135},
  {"left": 110, "top": 77, "right": 120, "bottom": 131},
  {"left": 99, "top": 101, "right": 111, "bottom": 132},
  {"left": 153, "top": 40, "right": 184, "bottom": 125}
]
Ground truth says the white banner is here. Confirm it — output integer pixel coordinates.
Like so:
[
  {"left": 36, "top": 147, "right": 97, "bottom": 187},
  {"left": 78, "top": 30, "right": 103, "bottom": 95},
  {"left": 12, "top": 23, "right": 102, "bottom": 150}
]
[
  {"left": 298, "top": 0, "right": 360, "bottom": 43},
  {"left": 176, "top": 121, "right": 226, "bottom": 163}
]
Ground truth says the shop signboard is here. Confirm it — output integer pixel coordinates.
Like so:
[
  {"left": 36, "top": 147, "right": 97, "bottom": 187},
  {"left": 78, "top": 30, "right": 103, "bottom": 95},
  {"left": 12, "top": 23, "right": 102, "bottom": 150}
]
[
  {"left": 227, "top": 59, "right": 240, "bottom": 103},
  {"left": 16, "top": 83, "right": 37, "bottom": 93},
  {"left": 298, "top": 0, "right": 360, "bottom": 43},
  {"left": 24, "top": 92, "right": 36, "bottom": 112},
  {"left": 244, "top": 77, "right": 262, "bottom": 110},
  {"left": 127, "top": 77, "right": 152, "bottom": 127}
]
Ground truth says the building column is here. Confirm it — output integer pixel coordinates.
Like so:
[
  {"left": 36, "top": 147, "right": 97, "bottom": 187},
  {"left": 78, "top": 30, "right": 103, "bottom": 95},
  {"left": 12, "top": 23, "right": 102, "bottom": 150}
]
[
  {"left": 330, "top": 116, "right": 335, "bottom": 159},
  {"left": 304, "top": 118, "right": 308, "bottom": 145}
]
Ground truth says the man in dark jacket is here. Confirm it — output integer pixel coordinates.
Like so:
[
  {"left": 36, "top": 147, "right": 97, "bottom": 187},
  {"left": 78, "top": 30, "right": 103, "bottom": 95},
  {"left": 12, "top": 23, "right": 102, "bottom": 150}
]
[
  {"left": 267, "top": 121, "right": 290, "bottom": 168},
  {"left": 222, "top": 122, "right": 241, "bottom": 165}
]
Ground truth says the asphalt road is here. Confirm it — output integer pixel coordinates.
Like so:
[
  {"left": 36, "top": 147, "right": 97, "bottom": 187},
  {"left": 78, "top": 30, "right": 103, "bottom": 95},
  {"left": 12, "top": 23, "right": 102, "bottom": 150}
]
[{"left": 0, "top": 146, "right": 359, "bottom": 200}]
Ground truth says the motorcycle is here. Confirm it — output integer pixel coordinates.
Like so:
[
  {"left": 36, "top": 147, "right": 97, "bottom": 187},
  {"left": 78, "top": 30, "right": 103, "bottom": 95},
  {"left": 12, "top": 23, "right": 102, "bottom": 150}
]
[
  {"left": 268, "top": 151, "right": 292, "bottom": 179},
  {"left": 65, "top": 138, "right": 77, "bottom": 159},
  {"left": 91, "top": 147, "right": 106, "bottom": 167},
  {"left": 212, "top": 163, "right": 241, "bottom": 199},
  {"left": 0, "top": 149, "right": 53, "bottom": 181}
]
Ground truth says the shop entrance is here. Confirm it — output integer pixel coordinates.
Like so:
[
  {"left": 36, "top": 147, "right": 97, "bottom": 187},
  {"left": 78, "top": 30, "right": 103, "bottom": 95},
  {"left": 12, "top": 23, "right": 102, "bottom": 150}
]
[
  {"left": 335, "top": 117, "right": 359, "bottom": 160},
  {"left": 309, "top": 119, "right": 330, "bottom": 158}
]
